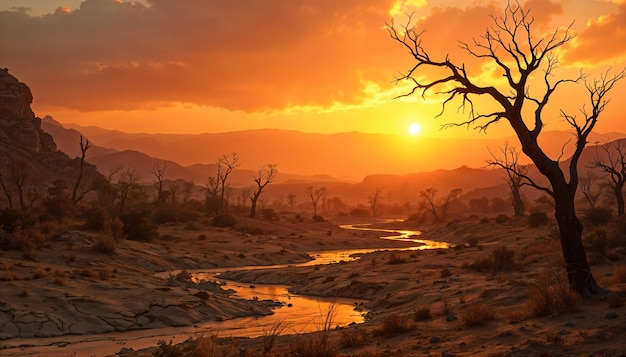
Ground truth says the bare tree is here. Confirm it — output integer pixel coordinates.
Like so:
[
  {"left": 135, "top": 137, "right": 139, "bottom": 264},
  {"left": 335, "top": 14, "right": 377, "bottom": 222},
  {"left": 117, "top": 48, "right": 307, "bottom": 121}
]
[
  {"left": 287, "top": 193, "right": 296, "bottom": 212},
  {"left": 0, "top": 156, "right": 40, "bottom": 210},
  {"left": 388, "top": 2, "right": 625, "bottom": 294},
  {"left": 593, "top": 140, "right": 626, "bottom": 216},
  {"left": 116, "top": 168, "right": 140, "bottom": 215},
  {"left": 204, "top": 176, "right": 220, "bottom": 214},
  {"left": 249, "top": 164, "right": 277, "bottom": 218},
  {"left": 487, "top": 143, "right": 529, "bottom": 217},
  {"left": 182, "top": 179, "right": 195, "bottom": 205},
  {"left": 440, "top": 188, "right": 462, "bottom": 220},
  {"left": 579, "top": 169, "right": 602, "bottom": 209},
  {"left": 150, "top": 160, "right": 169, "bottom": 203},
  {"left": 418, "top": 187, "right": 439, "bottom": 221},
  {"left": 216, "top": 153, "right": 240, "bottom": 213},
  {"left": 71, "top": 135, "right": 92, "bottom": 204},
  {"left": 305, "top": 186, "right": 327, "bottom": 217},
  {"left": 368, "top": 186, "right": 384, "bottom": 217}
]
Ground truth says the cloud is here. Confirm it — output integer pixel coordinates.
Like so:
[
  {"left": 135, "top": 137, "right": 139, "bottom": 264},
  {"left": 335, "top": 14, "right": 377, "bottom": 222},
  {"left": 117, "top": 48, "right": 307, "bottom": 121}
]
[
  {"left": 1, "top": 0, "right": 403, "bottom": 113},
  {"left": 564, "top": 2, "right": 626, "bottom": 65}
]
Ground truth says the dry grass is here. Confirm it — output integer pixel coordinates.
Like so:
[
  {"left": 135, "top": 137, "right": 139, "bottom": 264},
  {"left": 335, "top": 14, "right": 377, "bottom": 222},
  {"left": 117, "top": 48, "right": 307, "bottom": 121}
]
[
  {"left": 1, "top": 271, "right": 16, "bottom": 281},
  {"left": 527, "top": 266, "right": 580, "bottom": 317},
  {"left": 461, "top": 303, "right": 495, "bottom": 327},
  {"left": 440, "top": 296, "right": 453, "bottom": 316},
  {"left": 373, "top": 314, "right": 412, "bottom": 337},
  {"left": 340, "top": 328, "right": 368, "bottom": 348}
]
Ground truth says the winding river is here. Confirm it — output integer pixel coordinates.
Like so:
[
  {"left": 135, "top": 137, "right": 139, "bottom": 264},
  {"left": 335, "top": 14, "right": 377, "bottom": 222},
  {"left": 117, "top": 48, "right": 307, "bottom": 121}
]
[{"left": 0, "top": 224, "right": 446, "bottom": 357}]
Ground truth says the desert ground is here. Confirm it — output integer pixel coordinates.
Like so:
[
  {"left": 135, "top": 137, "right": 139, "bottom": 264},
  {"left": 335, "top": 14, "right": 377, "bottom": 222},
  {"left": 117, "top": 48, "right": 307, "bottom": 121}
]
[{"left": 1, "top": 214, "right": 625, "bottom": 357}]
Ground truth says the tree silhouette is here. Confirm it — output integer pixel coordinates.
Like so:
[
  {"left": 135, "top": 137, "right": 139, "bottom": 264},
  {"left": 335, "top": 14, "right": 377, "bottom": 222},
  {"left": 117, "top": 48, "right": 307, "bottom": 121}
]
[
  {"left": 418, "top": 187, "right": 439, "bottom": 221},
  {"left": 305, "top": 186, "right": 327, "bottom": 218},
  {"left": 368, "top": 186, "right": 384, "bottom": 217},
  {"left": 216, "top": 153, "right": 240, "bottom": 213},
  {"left": 71, "top": 135, "right": 92, "bottom": 204},
  {"left": 593, "top": 140, "right": 626, "bottom": 216},
  {"left": 150, "top": 160, "right": 169, "bottom": 203},
  {"left": 579, "top": 170, "right": 602, "bottom": 209},
  {"left": 249, "top": 164, "right": 277, "bottom": 218},
  {"left": 388, "top": 2, "right": 625, "bottom": 294},
  {"left": 487, "top": 143, "right": 528, "bottom": 217}
]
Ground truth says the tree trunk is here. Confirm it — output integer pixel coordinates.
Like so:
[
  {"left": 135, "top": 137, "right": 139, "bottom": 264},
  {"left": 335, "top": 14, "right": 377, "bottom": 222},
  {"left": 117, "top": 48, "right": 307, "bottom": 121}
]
[
  {"left": 615, "top": 183, "right": 625, "bottom": 216},
  {"left": 512, "top": 189, "right": 525, "bottom": 217},
  {"left": 553, "top": 195, "right": 602, "bottom": 294},
  {"left": 520, "top": 137, "right": 601, "bottom": 295},
  {"left": 249, "top": 194, "right": 260, "bottom": 219}
]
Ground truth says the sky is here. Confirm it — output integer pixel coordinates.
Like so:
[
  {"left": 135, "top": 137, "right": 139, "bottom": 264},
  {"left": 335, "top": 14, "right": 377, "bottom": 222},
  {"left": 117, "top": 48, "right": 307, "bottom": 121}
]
[{"left": 0, "top": 0, "right": 625, "bottom": 139}]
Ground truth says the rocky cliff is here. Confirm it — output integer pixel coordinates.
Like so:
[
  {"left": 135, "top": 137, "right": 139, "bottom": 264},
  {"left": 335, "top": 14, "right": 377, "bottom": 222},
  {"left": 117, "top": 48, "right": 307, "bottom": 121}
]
[{"left": 0, "top": 68, "right": 101, "bottom": 207}]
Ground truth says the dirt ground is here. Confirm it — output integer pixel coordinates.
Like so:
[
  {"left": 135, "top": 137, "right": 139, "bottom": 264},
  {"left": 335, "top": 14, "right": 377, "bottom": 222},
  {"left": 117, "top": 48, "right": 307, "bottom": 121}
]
[{"left": 1, "top": 214, "right": 625, "bottom": 356}]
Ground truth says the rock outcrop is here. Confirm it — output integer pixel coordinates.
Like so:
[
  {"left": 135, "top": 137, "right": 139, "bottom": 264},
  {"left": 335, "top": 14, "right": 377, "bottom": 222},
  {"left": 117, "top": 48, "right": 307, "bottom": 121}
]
[{"left": 0, "top": 69, "right": 102, "bottom": 205}]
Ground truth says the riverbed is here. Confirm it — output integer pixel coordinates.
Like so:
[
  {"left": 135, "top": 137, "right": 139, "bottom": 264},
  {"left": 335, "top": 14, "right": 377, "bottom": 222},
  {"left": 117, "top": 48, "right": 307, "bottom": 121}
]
[{"left": 0, "top": 224, "right": 435, "bottom": 357}]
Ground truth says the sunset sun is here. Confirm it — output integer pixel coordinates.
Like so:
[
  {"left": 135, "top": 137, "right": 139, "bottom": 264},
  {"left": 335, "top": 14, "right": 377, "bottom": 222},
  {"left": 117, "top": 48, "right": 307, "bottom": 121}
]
[{"left": 408, "top": 123, "right": 421, "bottom": 136}]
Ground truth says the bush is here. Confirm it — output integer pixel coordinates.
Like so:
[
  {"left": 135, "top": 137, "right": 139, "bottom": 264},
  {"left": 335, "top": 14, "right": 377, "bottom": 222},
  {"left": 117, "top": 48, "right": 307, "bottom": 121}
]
[
  {"left": 491, "top": 247, "right": 516, "bottom": 272},
  {"left": 83, "top": 206, "right": 109, "bottom": 231},
  {"left": 374, "top": 314, "right": 412, "bottom": 337},
  {"left": 0, "top": 209, "right": 36, "bottom": 234},
  {"left": 527, "top": 210, "right": 549, "bottom": 227},
  {"left": 461, "top": 304, "right": 495, "bottom": 327},
  {"left": 121, "top": 210, "right": 158, "bottom": 242},
  {"left": 584, "top": 228, "right": 608, "bottom": 256},
  {"left": 527, "top": 267, "right": 579, "bottom": 317},
  {"left": 261, "top": 208, "right": 279, "bottom": 221},
  {"left": 495, "top": 214, "right": 509, "bottom": 224},
  {"left": 414, "top": 307, "right": 431, "bottom": 321},
  {"left": 92, "top": 234, "right": 117, "bottom": 254},
  {"left": 313, "top": 215, "right": 325, "bottom": 222},
  {"left": 585, "top": 207, "right": 613, "bottom": 227},
  {"left": 152, "top": 204, "right": 202, "bottom": 224},
  {"left": 350, "top": 207, "right": 370, "bottom": 217},
  {"left": 211, "top": 214, "right": 237, "bottom": 228}
]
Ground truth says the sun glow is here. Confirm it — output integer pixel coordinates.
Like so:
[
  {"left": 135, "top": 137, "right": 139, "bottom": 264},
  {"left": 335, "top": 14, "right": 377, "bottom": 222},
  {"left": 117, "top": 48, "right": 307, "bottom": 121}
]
[{"left": 408, "top": 123, "right": 421, "bottom": 135}]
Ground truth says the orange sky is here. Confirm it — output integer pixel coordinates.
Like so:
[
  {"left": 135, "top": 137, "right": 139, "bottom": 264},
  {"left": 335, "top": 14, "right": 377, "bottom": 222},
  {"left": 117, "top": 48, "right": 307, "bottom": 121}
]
[{"left": 0, "top": 0, "right": 625, "bottom": 140}]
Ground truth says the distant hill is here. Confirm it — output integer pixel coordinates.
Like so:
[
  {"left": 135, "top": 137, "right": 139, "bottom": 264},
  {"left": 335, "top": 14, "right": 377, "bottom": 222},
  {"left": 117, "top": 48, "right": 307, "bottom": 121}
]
[{"left": 59, "top": 121, "right": 625, "bottom": 179}]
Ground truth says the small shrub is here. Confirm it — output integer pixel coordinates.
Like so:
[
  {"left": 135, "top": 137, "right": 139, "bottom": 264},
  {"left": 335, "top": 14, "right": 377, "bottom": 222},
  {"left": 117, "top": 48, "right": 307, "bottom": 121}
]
[
  {"left": 585, "top": 207, "right": 613, "bottom": 227},
  {"left": 99, "top": 268, "right": 113, "bottom": 280},
  {"left": 153, "top": 339, "right": 183, "bottom": 357},
  {"left": 440, "top": 296, "right": 453, "bottom": 315},
  {"left": 340, "top": 328, "right": 367, "bottom": 348},
  {"left": 80, "top": 269, "right": 99, "bottom": 279},
  {"left": 54, "top": 276, "right": 66, "bottom": 286},
  {"left": 197, "top": 233, "right": 207, "bottom": 240},
  {"left": 261, "top": 208, "right": 279, "bottom": 221},
  {"left": 388, "top": 253, "right": 407, "bottom": 264},
  {"left": 312, "top": 215, "right": 325, "bottom": 222},
  {"left": 506, "top": 310, "right": 526, "bottom": 323},
  {"left": 461, "top": 303, "right": 495, "bottom": 327},
  {"left": 527, "top": 211, "right": 549, "bottom": 227},
  {"left": 173, "top": 270, "right": 192, "bottom": 282},
  {"left": 20, "top": 288, "right": 29, "bottom": 297},
  {"left": 83, "top": 206, "right": 108, "bottom": 231},
  {"left": 440, "top": 268, "right": 452, "bottom": 278},
  {"left": 121, "top": 210, "right": 158, "bottom": 242},
  {"left": 495, "top": 214, "right": 509, "bottom": 224},
  {"left": 92, "top": 234, "right": 117, "bottom": 254},
  {"left": 32, "top": 267, "right": 47, "bottom": 279},
  {"left": 374, "top": 314, "right": 412, "bottom": 337},
  {"left": 350, "top": 208, "right": 370, "bottom": 217},
  {"left": 414, "top": 307, "right": 431, "bottom": 321},
  {"left": 527, "top": 266, "right": 580, "bottom": 317},
  {"left": 491, "top": 247, "right": 516, "bottom": 272},
  {"left": 584, "top": 228, "right": 608, "bottom": 256},
  {"left": 211, "top": 214, "right": 237, "bottom": 228}
]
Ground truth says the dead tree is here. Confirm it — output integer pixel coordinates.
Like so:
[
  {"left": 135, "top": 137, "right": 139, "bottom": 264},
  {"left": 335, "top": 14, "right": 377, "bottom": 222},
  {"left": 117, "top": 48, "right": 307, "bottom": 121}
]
[
  {"left": 216, "top": 153, "right": 240, "bottom": 213},
  {"left": 150, "top": 160, "right": 169, "bottom": 203},
  {"left": 249, "top": 164, "right": 277, "bottom": 218},
  {"left": 593, "top": 140, "right": 626, "bottom": 216},
  {"left": 487, "top": 143, "right": 529, "bottom": 217},
  {"left": 418, "top": 187, "right": 439, "bottom": 221},
  {"left": 440, "top": 188, "right": 462, "bottom": 220},
  {"left": 368, "top": 186, "right": 384, "bottom": 217},
  {"left": 579, "top": 169, "right": 602, "bottom": 209},
  {"left": 305, "top": 186, "right": 327, "bottom": 218},
  {"left": 71, "top": 135, "right": 92, "bottom": 204},
  {"left": 388, "top": 1, "right": 625, "bottom": 294}
]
